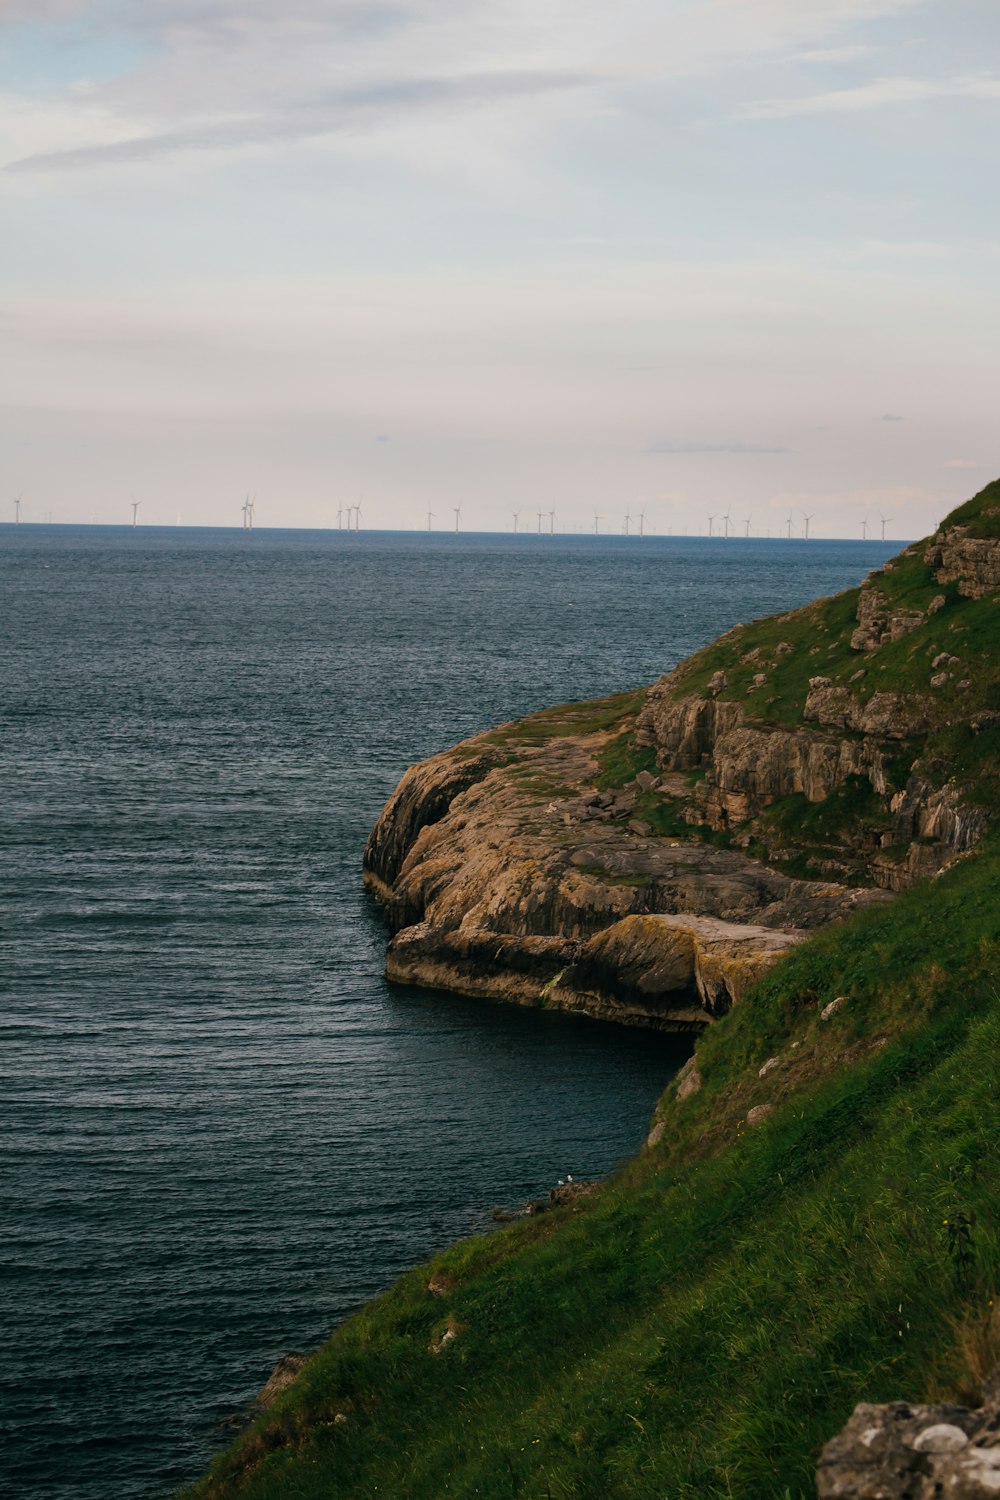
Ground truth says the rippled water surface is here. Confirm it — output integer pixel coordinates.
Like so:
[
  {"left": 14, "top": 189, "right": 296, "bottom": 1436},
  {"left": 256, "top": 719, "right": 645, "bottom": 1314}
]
[{"left": 1, "top": 526, "right": 895, "bottom": 1498}]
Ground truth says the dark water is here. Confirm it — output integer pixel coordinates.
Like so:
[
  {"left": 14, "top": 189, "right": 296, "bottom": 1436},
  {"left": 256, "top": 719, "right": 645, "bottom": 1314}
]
[{"left": 0, "top": 526, "right": 896, "bottom": 1499}]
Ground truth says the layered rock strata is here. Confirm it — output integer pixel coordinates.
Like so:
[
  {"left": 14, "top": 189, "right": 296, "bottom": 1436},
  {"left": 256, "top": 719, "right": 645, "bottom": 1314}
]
[
  {"left": 365, "top": 722, "right": 886, "bottom": 1031},
  {"left": 366, "top": 506, "right": 996, "bottom": 1031}
]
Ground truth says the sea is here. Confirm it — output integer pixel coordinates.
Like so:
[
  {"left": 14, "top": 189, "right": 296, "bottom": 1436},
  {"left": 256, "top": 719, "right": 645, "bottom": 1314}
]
[{"left": 0, "top": 525, "right": 896, "bottom": 1499}]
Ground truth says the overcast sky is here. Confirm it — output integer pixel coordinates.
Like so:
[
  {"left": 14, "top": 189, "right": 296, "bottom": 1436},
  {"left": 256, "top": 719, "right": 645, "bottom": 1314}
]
[{"left": 1, "top": 0, "right": 998, "bottom": 536}]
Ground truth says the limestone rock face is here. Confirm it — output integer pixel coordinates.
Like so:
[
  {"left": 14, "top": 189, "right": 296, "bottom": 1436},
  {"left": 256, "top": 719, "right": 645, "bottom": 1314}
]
[
  {"left": 366, "top": 507, "right": 996, "bottom": 1029},
  {"left": 257, "top": 1352, "right": 311, "bottom": 1409},
  {"left": 816, "top": 1378, "right": 1000, "bottom": 1498},
  {"left": 549, "top": 913, "right": 806, "bottom": 1024},
  {"left": 850, "top": 588, "right": 927, "bottom": 651},
  {"left": 636, "top": 690, "right": 744, "bottom": 768},
  {"left": 365, "top": 717, "right": 886, "bottom": 1031},
  {"left": 926, "top": 525, "right": 1000, "bottom": 597}
]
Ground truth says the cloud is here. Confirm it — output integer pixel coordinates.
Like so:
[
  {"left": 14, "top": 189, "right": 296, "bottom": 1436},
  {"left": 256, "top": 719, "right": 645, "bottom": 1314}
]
[
  {"left": 6, "top": 68, "right": 605, "bottom": 171},
  {"left": 879, "top": 414, "right": 903, "bottom": 422},
  {"left": 743, "top": 73, "right": 1000, "bottom": 119},
  {"left": 647, "top": 440, "right": 789, "bottom": 454},
  {"left": 944, "top": 458, "right": 978, "bottom": 470},
  {"left": 792, "top": 44, "right": 873, "bottom": 63}
]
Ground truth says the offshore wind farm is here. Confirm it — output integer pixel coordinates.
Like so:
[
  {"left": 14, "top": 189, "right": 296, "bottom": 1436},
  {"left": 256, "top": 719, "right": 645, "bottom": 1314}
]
[{"left": 6, "top": 492, "right": 911, "bottom": 542}]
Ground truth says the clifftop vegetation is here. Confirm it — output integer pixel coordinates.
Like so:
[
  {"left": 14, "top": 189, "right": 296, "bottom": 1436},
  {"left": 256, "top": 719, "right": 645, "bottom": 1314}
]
[{"left": 186, "top": 484, "right": 1000, "bottom": 1500}]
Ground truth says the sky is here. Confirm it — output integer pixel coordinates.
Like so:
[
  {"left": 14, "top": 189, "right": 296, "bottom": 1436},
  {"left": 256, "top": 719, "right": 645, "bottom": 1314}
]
[{"left": 1, "top": 0, "right": 998, "bottom": 537}]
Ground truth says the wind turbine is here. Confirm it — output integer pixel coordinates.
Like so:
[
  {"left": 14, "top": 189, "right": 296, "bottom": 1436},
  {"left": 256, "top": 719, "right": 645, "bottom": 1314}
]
[
  {"left": 624, "top": 511, "right": 631, "bottom": 537},
  {"left": 861, "top": 517, "right": 869, "bottom": 540},
  {"left": 785, "top": 512, "right": 794, "bottom": 540},
  {"left": 131, "top": 498, "right": 141, "bottom": 527},
  {"left": 426, "top": 509, "right": 435, "bottom": 531},
  {"left": 593, "top": 514, "right": 601, "bottom": 535},
  {"left": 743, "top": 515, "right": 752, "bottom": 538},
  {"left": 722, "top": 510, "right": 732, "bottom": 538},
  {"left": 802, "top": 513, "right": 815, "bottom": 540},
  {"left": 337, "top": 504, "right": 343, "bottom": 531},
  {"left": 242, "top": 494, "right": 253, "bottom": 531},
  {"left": 536, "top": 509, "right": 544, "bottom": 534},
  {"left": 13, "top": 493, "right": 22, "bottom": 525},
  {"left": 879, "top": 514, "right": 891, "bottom": 541},
  {"left": 637, "top": 510, "right": 646, "bottom": 537},
  {"left": 707, "top": 513, "right": 715, "bottom": 537},
  {"left": 512, "top": 510, "right": 521, "bottom": 533},
  {"left": 548, "top": 508, "right": 556, "bottom": 536},
  {"left": 453, "top": 505, "right": 461, "bottom": 534},
  {"left": 354, "top": 502, "right": 363, "bottom": 533}
]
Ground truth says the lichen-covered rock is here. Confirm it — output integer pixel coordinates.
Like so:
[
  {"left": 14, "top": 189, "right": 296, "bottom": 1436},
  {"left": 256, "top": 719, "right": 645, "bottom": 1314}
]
[
  {"left": 674, "top": 1057, "right": 702, "bottom": 1100},
  {"left": 816, "top": 1377, "right": 1000, "bottom": 1498},
  {"left": 257, "top": 1352, "right": 311, "bottom": 1409},
  {"left": 850, "top": 588, "right": 927, "bottom": 651},
  {"left": 366, "top": 713, "right": 889, "bottom": 1031},
  {"left": 925, "top": 526, "right": 1000, "bottom": 597}
]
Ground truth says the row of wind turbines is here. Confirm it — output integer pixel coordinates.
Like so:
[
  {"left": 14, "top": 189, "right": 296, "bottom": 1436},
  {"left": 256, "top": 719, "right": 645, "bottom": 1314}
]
[{"left": 8, "top": 494, "right": 893, "bottom": 540}]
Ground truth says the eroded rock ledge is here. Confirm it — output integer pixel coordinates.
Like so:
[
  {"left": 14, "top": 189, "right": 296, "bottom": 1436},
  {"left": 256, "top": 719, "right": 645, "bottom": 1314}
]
[
  {"left": 364, "top": 717, "right": 886, "bottom": 1031},
  {"left": 365, "top": 505, "right": 996, "bottom": 1031}
]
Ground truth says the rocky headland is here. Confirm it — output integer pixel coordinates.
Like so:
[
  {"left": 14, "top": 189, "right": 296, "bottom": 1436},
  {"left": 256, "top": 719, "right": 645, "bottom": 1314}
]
[
  {"left": 365, "top": 499, "right": 998, "bottom": 1031},
  {"left": 190, "top": 484, "right": 1000, "bottom": 1500}
]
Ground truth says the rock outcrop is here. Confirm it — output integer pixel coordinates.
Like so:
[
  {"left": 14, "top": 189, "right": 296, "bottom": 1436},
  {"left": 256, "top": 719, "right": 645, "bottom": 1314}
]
[
  {"left": 365, "top": 716, "right": 888, "bottom": 1031},
  {"left": 817, "top": 1369, "right": 1000, "bottom": 1498},
  {"left": 366, "top": 492, "right": 997, "bottom": 1031},
  {"left": 926, "top": 524, "right": 1000, "bottom": 598}
]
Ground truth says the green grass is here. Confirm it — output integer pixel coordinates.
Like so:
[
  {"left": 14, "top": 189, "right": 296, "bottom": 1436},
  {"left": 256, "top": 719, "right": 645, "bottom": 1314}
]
[
  {"left": 185, "top": 840, "right": 1000, "bottom": 1500},
  {"left": 186, "top": 486, "right": 1000, "bottom": 1499},
  {"left": 942, "top": 477, "right": 1000, "bottom": 538},
  {"left": 594, "top": 728, "right": 659, "bottom": 790}
]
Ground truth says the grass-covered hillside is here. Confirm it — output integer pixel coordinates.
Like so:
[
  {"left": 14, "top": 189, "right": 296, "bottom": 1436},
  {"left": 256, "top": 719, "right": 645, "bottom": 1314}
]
[
  {"left": 597, "top": 480, "right": 1000, "bottom": 886},
  {"left": 187, "top": 841, "right": 1000, "bottom": 1500},
  {"left": 187, "top": 485, "right": 1000, "bottom": 1500}
]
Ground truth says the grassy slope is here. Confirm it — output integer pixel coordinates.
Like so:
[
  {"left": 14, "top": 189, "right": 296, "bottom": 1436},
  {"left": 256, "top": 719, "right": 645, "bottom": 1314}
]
[
  {"left": 189, "top": 841, "right": 1000, "bottom": 1500},
  {"left": 187, "top": 485, "right": 1000, "bottom": 1500}
]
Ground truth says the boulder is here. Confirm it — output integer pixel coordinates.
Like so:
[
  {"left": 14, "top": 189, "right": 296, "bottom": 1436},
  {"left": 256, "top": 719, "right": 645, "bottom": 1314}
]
[
  {"left": 816, "top": 1376, "right": 1000, "bottom": 1498},
  {"left": 257, "top": 1352, "right": 311, "bottom": 1409},
  {"left": 925, "top": 527, "right": 1000, "bottom": 597}
]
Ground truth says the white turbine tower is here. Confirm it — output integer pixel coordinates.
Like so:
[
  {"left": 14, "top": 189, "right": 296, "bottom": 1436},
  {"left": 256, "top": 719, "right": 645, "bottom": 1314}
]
[
  {"left": 861, "top": 517, "right": 869, "bottom": 540},
  {"left": 337, "top": 504, "right": 343, "bottom": 531},
  {"left": 880, "top": 513, "right": 891, "bottom": 541},
  {"left": 426, "top": 509, "right": 435, "bottom": 531},
  {"left": 14, "top": 493, "right": 22, "bottom": 525},
  {"left": 548, "top": 508, "right": 556, "bottom": 536},
  {"left": 593, "top": 514, "right": 601, "bottom": 535},
  {"left": 707, "top": 513, "right": 715, "bottom": 537},
  {"left": 722, "top": 511, "right": 732, "bottom": 538},
  {"left": 536, "top": 509, "right": 544, "bottom": 534},
  {"left": 512, "top": 510, "right": 521, "bottom": 533},
  {"left": 637, "top": 510, "right": 646, "bottom": 538},
  {"left": 242, "top": 494, "right": 253, "bottom": 531},
  {"left": 623, "top": 511, "right": 631, "bottom": 537},
  {"left": 743, "top": 515, "right": 752, "bottom": 538},
  {"left": 453, "top": 505, "right": 461, "bottom": 534},
  {"left": 131, "top": 498, "right": 141, "bottom": 527},
  {"left": 803, "top": 513, "right": 815, "bottom": 540},
  {"left": 785, "top": 512, "right": 794, "bottom": 540},
  {"left": 354, "top": 502, "right": 362, "bottom": 533}
]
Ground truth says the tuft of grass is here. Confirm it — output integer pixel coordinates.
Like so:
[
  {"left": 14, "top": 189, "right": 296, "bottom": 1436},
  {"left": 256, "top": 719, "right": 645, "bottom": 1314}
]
[{"left": 594, "top": 728, "right": 659, "bottom": 790}]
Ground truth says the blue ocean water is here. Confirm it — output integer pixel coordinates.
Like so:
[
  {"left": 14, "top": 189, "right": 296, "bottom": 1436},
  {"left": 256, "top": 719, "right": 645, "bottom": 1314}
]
[{"left": 0, "top": 525, "right": 896, "bottom": 1499}]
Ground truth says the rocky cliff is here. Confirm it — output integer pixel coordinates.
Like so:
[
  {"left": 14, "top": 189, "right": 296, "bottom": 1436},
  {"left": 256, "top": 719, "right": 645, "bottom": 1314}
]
[{"left": 364, "top": 484, "right": 1000, "bottom": 1031}]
